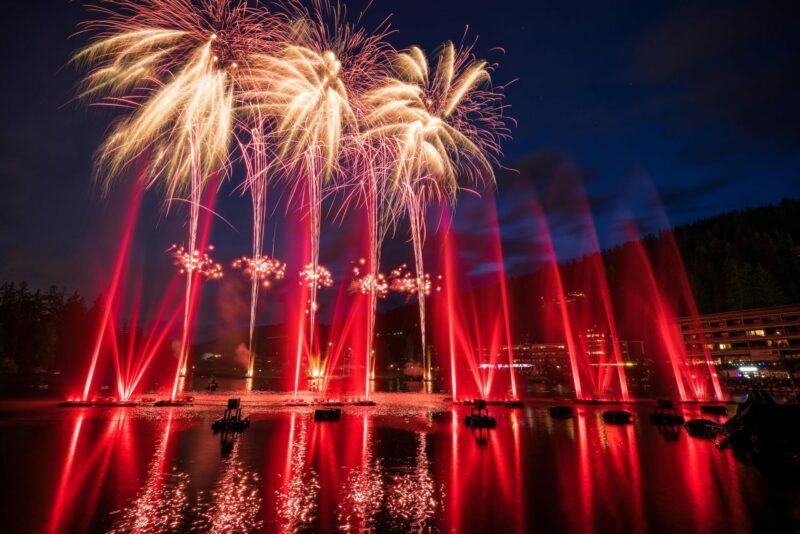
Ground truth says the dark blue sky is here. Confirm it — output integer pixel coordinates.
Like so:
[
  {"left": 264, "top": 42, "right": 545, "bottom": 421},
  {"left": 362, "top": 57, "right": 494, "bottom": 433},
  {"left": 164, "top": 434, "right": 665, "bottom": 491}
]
[{"left": 0, "top": 0, "right": 798, "bottom": 324}]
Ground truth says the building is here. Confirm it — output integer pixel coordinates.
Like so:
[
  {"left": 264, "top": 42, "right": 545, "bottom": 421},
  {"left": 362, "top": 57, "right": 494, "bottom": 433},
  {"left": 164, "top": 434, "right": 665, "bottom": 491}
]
[
  {"left": 489, "top": 332, "right": 652, "bottom": 395},
  {"left": 676, "top": 304, "right": 800, "bottom": 390}
]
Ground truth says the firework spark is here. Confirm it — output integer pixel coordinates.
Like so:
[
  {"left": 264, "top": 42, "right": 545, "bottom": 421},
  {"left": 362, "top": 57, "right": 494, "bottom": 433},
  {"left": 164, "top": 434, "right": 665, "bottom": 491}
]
[
  {"left": 74, "top": 0, "right": 282, "bottom": 199},
  {"left": 233, "top": 255, "right": 286, "bottom": 289},
  {"left": 350, "top": 259, "right": 388, "bottom": 299},
  {"left": 388, "top": 264, "right": 442, "bottom": 298},
  {"left": 299, "top": 262, "right": 333, "bottom": 290},
  {"left": 169, "top": 244, "right": 224, "bottom": 280},
  {"left": 299, "top": 262, "right": 332, "bottom": 316}
]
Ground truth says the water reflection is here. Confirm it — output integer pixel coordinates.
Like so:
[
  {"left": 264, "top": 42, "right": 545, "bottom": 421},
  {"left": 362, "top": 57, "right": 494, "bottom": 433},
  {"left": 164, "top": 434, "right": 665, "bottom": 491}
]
[
  {"left": 2, "top": 401, "right": 789, "bottom": 533},
  {"left": 386, "top": 432, "right": 438, "bottom": 532},
  {"left": 276, "top": 414, "right": 319, "bottom": 532},
  {"left": 49, "top": 409, "right": 138, "bottom": 533},
  {"left": 191, "top": 440, "right": 262, "bottom": 533},
  {"left": 109, "top": 412, "right": 189, "bottom": 533},
  {"left": 337, "top": 416, "right": 383, "bottom": 532}
]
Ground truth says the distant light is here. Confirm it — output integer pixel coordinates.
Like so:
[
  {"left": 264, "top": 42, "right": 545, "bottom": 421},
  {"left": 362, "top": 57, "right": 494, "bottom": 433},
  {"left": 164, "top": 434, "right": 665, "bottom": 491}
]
[{"left": 738, "top": 366, "right": 758, "bottom": 373}]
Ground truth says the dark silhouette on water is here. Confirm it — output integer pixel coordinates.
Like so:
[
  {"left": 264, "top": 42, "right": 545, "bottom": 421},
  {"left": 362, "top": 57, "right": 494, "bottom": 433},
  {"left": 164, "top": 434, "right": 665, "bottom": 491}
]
[
  {"left": 211, "top": 398, "right": 250, "bottom": 433},
  {"left": 463, "top": 399, "right": 497, "bottom": 428}
]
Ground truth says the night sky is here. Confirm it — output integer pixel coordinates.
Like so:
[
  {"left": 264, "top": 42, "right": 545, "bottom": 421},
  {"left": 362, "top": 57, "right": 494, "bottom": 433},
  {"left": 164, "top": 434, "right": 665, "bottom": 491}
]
[{"left": 1, "top": 1, "right": 798, "bottom": 330}]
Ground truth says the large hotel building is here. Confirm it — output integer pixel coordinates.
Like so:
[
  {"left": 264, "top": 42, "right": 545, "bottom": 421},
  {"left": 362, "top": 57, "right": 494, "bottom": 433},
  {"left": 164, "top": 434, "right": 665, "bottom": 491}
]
[{"left": 676, "top": 303, "right": 800, "bottom": 389}]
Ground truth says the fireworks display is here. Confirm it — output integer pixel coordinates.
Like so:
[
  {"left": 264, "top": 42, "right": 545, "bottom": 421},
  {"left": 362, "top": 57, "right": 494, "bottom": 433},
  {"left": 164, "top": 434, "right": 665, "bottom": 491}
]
[
  {"left": 169, "top": 244, "right": 224, "bottom": 280},
  {"left": 233, "top": 255, "right": 286, "bottom": 288},
  {"left": 76, "top": 0, "right": 509, "bottom": 399},
  {"left": 361, "top": 42, "right": 507, "bottom": 380},
  {"left": 74, "top": 0, "right": 281, "bottom": 199},
  {"left": 363, "top": 42, "right": 506, "bottom": 210}
]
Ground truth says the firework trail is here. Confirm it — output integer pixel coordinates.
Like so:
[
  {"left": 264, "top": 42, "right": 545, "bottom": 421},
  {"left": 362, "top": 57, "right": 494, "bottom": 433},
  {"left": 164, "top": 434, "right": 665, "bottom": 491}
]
[
  {"left": 242, "top": 0, "right": 391, "bottom": 381},
  {"left": 236, "top": 121, "right": 287, "bottom": 376},
  {"left": 363, "top": 41, "right": 509, "bottom": 380}
]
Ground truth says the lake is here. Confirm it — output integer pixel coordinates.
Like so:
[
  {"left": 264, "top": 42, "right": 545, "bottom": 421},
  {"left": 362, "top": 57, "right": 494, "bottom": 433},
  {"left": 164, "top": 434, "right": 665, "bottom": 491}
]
[{"left": 0, "top": 394, "right": 796, "bottom": 533}]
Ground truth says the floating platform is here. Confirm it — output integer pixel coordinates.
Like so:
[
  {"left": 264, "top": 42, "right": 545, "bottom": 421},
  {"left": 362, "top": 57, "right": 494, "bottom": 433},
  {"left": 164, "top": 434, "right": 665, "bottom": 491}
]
[
  {"left": 700, "top": 405, "right": 728, "bottom": 416},
  {"left": 549, "top": 405, "right": 575, "bottom": 419},
  {"left": 58, "top": 400, "right": 95, "bottom": 408},
  {"left": 97, "top": 400, "right": 141, "bottom": 408},
  {"left": 684, "top": 418, "right": 723, "bottom": 438},
  {"left": 212, "top": 418, "right": 250, "bottom": 432},
  {"left": 212, "top": 399, "right": 250, "bottom": 432},
  {"left": 463, "top": 414, "right": 497, "bottom": 428},
  {"left": 314, "top": 408, "right": 342, "bottom": 421},
  {"left": 602, "top": 410, "right": 633, "bottom": 424},
  {"left": 649, "top": 413, "right": 686, "bottom": 426},
  {"left": 350, "top": 400, "right": 377, "bottom": 406}
]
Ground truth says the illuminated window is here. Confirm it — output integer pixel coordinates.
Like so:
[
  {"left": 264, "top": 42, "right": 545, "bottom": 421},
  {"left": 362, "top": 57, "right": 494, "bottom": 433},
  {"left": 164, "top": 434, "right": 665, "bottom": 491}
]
[
  {"left": 747, "top": 329, "right": 766, "bottom": 337},
  {"left": 718, "top": 343, "right": 732, "bottom": 350}
]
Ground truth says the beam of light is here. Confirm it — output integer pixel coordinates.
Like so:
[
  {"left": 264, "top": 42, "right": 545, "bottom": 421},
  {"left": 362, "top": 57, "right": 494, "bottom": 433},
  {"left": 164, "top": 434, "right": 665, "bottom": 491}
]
[
  {"left": 81, "top": 187, "right": 142, "bottom": 401},
  {"left": 48, "top": 412, "right": 85, "bottom": 534},
  {"left": 532, "top": 203, "right": 586, "bottom": 400},
  {"left": 363, "top": 41, "right": 510, "bottom": 384}
]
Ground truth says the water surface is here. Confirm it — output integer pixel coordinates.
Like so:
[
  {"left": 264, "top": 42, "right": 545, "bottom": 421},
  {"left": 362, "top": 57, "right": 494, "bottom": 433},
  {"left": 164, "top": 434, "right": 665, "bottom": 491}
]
[{"left": 0, "top": 395, "right": 796, "bottom": 533}]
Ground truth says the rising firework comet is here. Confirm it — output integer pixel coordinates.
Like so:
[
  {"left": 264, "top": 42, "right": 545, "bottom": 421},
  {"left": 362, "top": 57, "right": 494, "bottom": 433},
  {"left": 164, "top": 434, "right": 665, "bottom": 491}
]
[
  {"left": 241, "top": 1, "right": 391, "bottom": 387},
  {"left": 363, "top": 41, "right": 509, "bottom": 381},
  {"left": 236, "top": 124, "right": 273, "bottom": 377},
  {"left": 75, "top": 0, "right": 283, "bottom": 399}
]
